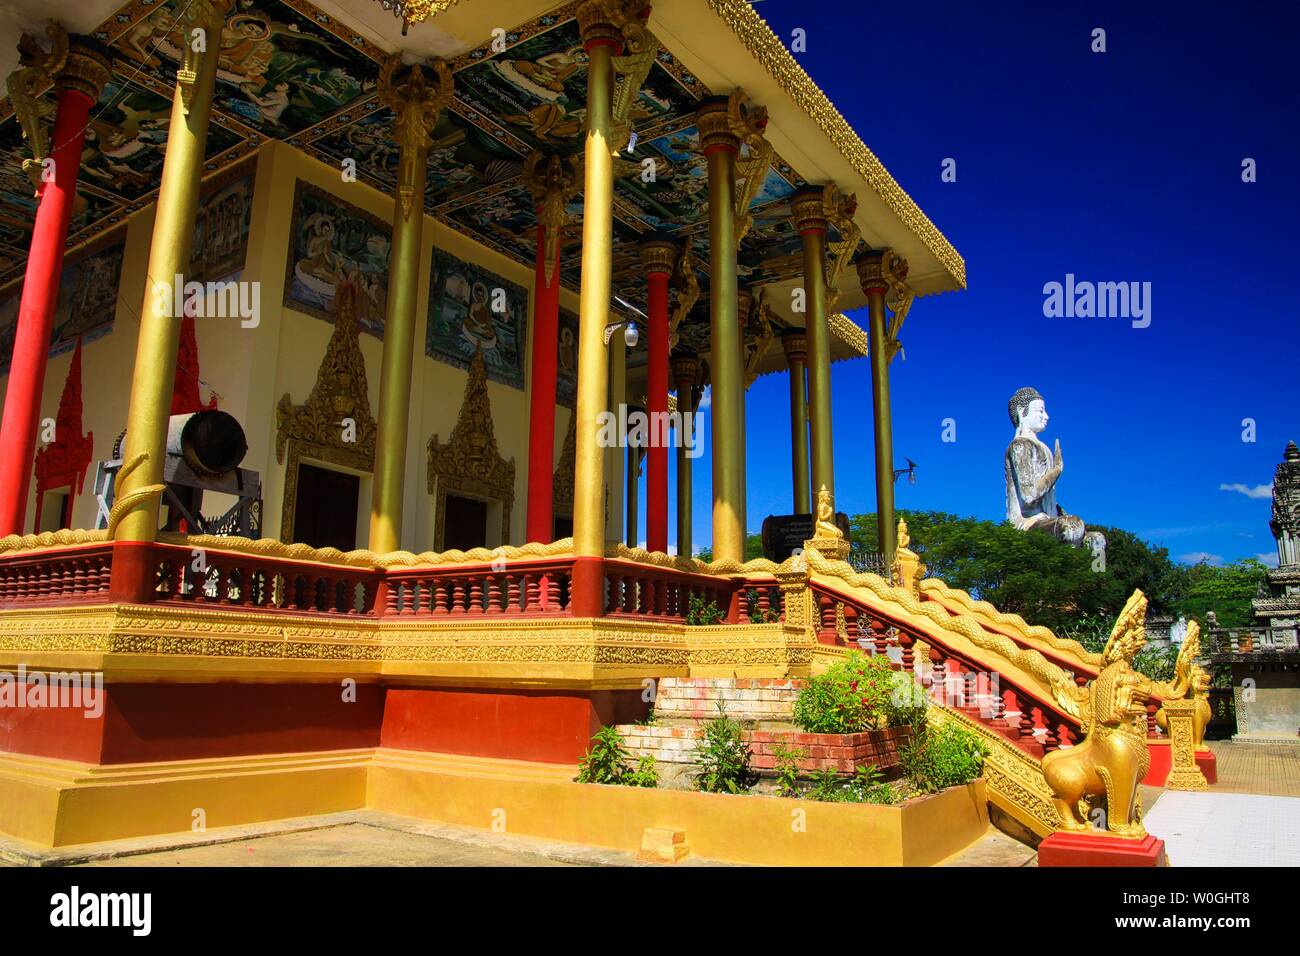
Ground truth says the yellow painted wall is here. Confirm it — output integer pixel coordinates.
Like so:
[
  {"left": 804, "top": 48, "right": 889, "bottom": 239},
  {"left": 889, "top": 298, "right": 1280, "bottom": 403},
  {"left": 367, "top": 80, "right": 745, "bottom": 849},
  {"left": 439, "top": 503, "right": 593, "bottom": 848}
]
[{"left": 0, "top": 139, "right": 612, "bottom": 552}]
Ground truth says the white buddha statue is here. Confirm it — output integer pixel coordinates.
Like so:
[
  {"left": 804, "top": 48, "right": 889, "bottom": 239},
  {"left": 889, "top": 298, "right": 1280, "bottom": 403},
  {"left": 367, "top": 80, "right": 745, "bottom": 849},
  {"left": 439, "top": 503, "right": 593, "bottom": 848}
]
[{"left": 1004, "top": 387, "right": 1087, "bottom": 546}]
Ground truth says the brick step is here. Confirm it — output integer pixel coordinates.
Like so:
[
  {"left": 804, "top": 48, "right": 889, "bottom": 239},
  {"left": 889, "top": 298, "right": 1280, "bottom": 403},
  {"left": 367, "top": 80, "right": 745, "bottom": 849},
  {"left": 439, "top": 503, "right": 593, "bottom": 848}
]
[{"left": 651, "top": 677, "right": 806, "bottom": 723}]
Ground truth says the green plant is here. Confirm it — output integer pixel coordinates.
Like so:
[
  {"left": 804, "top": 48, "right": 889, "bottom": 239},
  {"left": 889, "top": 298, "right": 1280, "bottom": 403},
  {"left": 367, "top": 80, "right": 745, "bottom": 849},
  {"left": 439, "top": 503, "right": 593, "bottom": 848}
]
[
  {"left": 806, "top": 764, "right": 897, "bottom": 804},
  {"left": 686, "top": 593, "right": 726, "bottom": 626},
  {"left": 693, "top": 713, "right": 755, "bottom": 793},
  {"left": 575, "top": 726, "right": 657, "bottom": 787},
  {"left": 792, "top": 652, "right": 921, "bottom": 734},
  {"left": 772, "top": 743, "right": 806, "bottom": 798},
  {"left": 624, "top": 754, "right": 659, "bottom": 788},
  {"left": 745, "top": 589, "right": 782, "bottom": 623},
  {"left": 899, "top": 720, "right": 989, "bottom": 794}
]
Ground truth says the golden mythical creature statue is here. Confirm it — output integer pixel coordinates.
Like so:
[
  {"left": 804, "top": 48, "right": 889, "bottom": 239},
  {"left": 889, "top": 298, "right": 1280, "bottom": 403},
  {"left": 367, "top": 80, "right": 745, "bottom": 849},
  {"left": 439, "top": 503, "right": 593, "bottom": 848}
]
[
  {"left": 1042, "top": 590, "right": 1152, "bottom": 837},
  {"left": 1155, "top": 621, "right": 1211, "bottom": 749}
]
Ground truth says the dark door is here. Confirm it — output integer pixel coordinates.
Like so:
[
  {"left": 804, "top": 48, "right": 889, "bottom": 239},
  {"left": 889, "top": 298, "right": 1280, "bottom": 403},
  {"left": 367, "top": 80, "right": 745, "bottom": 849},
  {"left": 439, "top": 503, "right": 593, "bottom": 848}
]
[
  {"left": 553, "top": 514, "right": 573, "bottom": 540},
  {"left": 294, "top": 463, "right": 359, "bottom": 552},
  {"left": 444, "top": 494, "right": 488, "bottom": 551}
]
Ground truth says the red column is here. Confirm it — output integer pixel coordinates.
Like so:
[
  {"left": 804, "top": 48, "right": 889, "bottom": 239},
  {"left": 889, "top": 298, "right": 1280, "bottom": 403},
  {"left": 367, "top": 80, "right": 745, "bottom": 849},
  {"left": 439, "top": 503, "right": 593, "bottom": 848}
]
[
  {"left": 525, "top": 220, "right": 561, "bottom": 542},
  {"left": 639, "top": 238, "right": 676, "bottom": 555},
  {"left": 0, "top": 82, "right": 98, "bottom": 536}
]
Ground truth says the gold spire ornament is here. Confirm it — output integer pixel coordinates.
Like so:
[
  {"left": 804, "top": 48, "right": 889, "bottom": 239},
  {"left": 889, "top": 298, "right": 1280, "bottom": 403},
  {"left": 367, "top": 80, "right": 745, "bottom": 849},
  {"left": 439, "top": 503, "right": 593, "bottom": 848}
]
[{"left": 177, "top": 1, "right": 231, "bottom": 116}]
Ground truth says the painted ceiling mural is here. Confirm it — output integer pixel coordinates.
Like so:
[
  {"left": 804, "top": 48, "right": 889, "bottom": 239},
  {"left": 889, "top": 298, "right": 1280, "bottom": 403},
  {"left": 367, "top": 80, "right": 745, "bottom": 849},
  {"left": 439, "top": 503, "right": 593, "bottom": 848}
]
[{"left": 0, "top": 0, "right": 816, "bottom": 358}]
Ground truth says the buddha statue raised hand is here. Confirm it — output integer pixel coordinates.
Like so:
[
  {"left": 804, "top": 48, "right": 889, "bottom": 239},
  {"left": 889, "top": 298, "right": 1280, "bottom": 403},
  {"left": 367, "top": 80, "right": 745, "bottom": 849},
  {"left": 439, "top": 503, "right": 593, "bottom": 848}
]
[{"left": 1004, "top": 386, "right": 1087, "bottom": 545}]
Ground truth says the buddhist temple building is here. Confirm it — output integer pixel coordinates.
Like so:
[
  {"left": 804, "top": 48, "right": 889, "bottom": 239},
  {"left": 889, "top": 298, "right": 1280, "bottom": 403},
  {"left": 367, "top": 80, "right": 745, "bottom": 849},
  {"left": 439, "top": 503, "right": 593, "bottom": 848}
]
[{"left": 7, "top": 1, "right": 1193, "bottom": 864}]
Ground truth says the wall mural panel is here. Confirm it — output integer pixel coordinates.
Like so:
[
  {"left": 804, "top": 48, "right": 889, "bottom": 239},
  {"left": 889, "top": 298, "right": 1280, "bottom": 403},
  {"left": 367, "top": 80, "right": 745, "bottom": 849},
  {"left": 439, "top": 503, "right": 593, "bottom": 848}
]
[
  {"left": 426, "top": 248, "right": 527, "bottom": 391},
  {"left": 191, "top": 165, "right": 256, "bottom": 283},
  {"left": 556, "top": 307, "right": 578, "bottom": 409},
  {"left": 283, "top": 179, "right": 391, "bottom": 335},
  {"left": 0, "top": 232, "right": 126, "bottom": 374}
]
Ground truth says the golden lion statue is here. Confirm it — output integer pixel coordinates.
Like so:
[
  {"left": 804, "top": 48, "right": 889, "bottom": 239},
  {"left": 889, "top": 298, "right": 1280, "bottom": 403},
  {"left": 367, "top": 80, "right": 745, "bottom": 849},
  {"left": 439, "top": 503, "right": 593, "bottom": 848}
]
[
  {"left": 1155, "top": 621, "right": 1211, "bottom": 750},
  {"left": 1042, "top": 590, "right": 1152, "bottom": 837}
]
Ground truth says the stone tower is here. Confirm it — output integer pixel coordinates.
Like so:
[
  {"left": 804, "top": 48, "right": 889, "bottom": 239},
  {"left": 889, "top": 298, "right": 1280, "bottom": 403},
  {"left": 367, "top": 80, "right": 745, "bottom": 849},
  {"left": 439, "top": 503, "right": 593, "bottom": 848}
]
[{"left": 1253, "top": 441, "right": 1300, "bottom": 638}]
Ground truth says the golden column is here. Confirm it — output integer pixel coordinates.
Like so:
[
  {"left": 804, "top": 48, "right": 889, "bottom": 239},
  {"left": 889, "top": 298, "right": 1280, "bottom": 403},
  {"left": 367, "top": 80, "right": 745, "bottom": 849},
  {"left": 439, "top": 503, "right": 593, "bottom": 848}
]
[
  {"left": 368, "top": 58, "right": 453, "bottom": 554},
  {"left": 696, "top": 97, "right": 745, "bottom": 563},
  {"left": 111, "top": 1, "right": 232, "bottom": 599},
  {"left": 790, "top": 187, "right": 835, "bottom": 504},
  {"left": 781, "top": 331, "right": 811, "bottom": 513},
  {"left": 855, "top": 249, "right": 910, "bottom": 561},
  {"left": 571, "top": 1, "right": 645, "bottom": 612},
  {"left": 672, "top": 356, "right": 700, "bottom": 557}
]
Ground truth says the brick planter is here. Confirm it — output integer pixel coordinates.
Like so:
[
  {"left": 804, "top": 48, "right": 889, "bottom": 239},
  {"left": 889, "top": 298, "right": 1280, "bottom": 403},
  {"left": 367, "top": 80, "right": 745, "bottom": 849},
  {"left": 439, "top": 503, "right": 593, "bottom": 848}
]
[
  {"left": 619, "top": 723, "right": 913, "bottom": 776},
  {"left": 749, "top": 727, "right": 914, "bottom": 775}
]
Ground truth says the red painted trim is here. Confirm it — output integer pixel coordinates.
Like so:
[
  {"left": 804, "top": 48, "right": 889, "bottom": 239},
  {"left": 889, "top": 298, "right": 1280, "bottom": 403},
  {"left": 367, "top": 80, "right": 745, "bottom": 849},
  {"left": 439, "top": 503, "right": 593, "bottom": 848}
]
[
  {"left": 0, "top": 88, "right": 94, "bottom": 535},
  {"left": 702, "top": 143, "right": 739, "bottom": 157},
  {"left": 381, "top": 686, "right": 646, "bottom": 763},
  {"left": 583, "top": 37, "right": 623, "bottom": 53},
  {"left": 526, "top": 222, "right": 561, "bottom": 543}
]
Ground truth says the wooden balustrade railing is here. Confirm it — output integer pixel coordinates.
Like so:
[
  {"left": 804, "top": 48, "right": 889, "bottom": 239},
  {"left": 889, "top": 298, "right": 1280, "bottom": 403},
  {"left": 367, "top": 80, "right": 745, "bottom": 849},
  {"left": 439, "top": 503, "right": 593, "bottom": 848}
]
[
  {"left": 383, "top": 558, "right": 575, "bottom": 616},
  {"left": 152, "top": 542, "right": 381, "bottom": 615},
  {"left": 0, "top": 543, "right": 798, "bottom": 630},
  {"left": 603, "top": 559, "right": 735, "bottom": 622},
  {"left": 0, "top": 543, "right": 113, "bottom": 606}
]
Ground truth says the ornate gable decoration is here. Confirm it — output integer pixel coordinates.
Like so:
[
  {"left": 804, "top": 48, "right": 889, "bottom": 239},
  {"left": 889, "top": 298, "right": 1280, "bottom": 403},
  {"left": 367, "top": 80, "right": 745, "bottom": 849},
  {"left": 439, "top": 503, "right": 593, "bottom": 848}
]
[
  {"left": 172, "top": 314, "right": 218, "bottom": 415},
  {"left": 428, "top": 345, "right": 516, "bottom": 548},
  {"left": 32, "top": 336, "right": 93, "bottom": 529},
  {"left": 276, "top": 283, "right": 377, "bottom": 469}
]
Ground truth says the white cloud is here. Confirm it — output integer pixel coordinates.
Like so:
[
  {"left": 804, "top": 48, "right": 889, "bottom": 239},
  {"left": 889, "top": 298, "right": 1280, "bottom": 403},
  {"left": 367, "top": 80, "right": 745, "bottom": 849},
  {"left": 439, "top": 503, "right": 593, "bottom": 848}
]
[
  {"left": 1178, "top": 551, "right": 1224, "bottom": 566},
  {"left": 696, "top": 387, "right": 711, "bottom": 411},
  {"left": 1219, "top": 482, "right": 1273, "bottom": 500},
  {"left": 1256, "top": 551, "right": 1280, "bottom": 568}
]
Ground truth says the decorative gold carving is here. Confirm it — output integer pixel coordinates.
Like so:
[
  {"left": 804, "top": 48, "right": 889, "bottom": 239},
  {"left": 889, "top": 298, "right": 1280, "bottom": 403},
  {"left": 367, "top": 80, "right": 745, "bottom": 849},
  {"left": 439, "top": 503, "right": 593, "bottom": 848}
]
[
  {"left": 856, "top": 249, "right": 914, "bottom": 363},
  {"left": 387, "top": 0, "right": 462, "bottom": 27},
  {"left": 918, "top": 578, "right": 1104, "bottom": 672},
  {"left": 1155, "top": 620, "right": 1211, "bottom": 789},
  {"left": 553, "top": 412, "right": 576, "bottom": 519},
  {"left": 744, "top": 287, "right": 774, "bottom": 387},
  {"left": 890, "top": 519, "right": 926, "bottom": 596},
  {"left": 669, "top": 242, "right": 701, "bottom": 351},
  {"left": 805, "top": 485, "right": 849, "bottom": 561},
  {"left": 638, "top": 238, "right": 677, "bottom": 277},
  {"left": 6, "top": 22, "right": 68, "bottom": 190},
  {"left": 427, "top": 346, "right": 515, "bottom": 551},
  {"left": 727, "top": 89, "right": 773, "bottom": 243},
  {"left": 177, "top": 1, "right": 233, "bottom": 116},
  {"left": 107, "top": 453, "right": 166, "bottom": 536},
  {"left": 823, "top": 186, "right": 862, "bottom": 312},
  {"left": 704, "top": 0, "right": 965, "bottom": 290},
  {"left": 828, "top": 312, "right": 869, "bottom": 357},
  {"left": 523, "top": 151, "right": 581, "bottom": 285},
  {"left": 0, "top": 527, "right": 109, "bottom": 556},
  {"left": 1042, "top": 591, "right": 1154, "bottom": 837},
  {"left": 276, "top": 284, "right": 377, "bottom": 543},
  {"left": 377, "top": 56, "right": 454, "bottom": 219}
]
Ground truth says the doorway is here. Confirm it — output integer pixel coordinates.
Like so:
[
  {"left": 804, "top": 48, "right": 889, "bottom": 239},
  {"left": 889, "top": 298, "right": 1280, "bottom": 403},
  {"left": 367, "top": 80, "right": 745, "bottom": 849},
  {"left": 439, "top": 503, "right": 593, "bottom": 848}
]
[
  {"left": 444, "top": 494, "right": 488, "bottom": 551},
  {"left": 294, "top": 463, "right": 360, "bottom": 552}
]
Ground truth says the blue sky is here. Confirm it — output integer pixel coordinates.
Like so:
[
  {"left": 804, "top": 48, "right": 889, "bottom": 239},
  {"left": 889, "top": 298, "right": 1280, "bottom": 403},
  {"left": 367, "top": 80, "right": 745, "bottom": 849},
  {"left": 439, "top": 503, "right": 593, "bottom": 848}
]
[{"left": 649, "top": 0, "right": 1298, "bottom": 566}]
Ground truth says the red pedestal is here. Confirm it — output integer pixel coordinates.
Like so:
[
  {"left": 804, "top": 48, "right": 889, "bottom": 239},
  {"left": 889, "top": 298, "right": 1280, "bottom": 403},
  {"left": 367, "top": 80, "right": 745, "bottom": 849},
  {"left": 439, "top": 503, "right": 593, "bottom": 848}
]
[
  {"left": 525, "top": 221, "right": 561, "bottom": 543},
  {"left": 1038, "top": 831, "right": 1168, "bottom": 867},
  {"left": 0, "top": 87, "right": 94, "bottom": 536},
  {"left": 644, "top": 268, "right": 670, "bottom": 554},
  {"left": 1143, "top": 743, "right": 1218, "bottom": 786}
]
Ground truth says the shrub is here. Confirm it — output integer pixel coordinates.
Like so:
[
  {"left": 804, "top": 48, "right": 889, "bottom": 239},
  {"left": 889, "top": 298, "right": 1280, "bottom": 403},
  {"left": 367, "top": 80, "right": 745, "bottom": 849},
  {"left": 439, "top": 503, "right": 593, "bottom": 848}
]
[
  {"left": 772, "top": 743, "right": 806, "bottom": 798},
  {"left": 807, "top": 764, "right": 897, "bottom": 804},
  {"left": 693, "top": 713, "right": 756, "bottom": 793},
  {"left": 899, "top": 719, "right": 989, "bottom": 794},
  {"left": 793, "top": 651, "right": 922, "bottom": 734},
  {"left": 686, "top": 593, "right": 726, "bottom": 626},
  {"left": 575, "top": 726, "right": 657, "bottom": 787}
]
